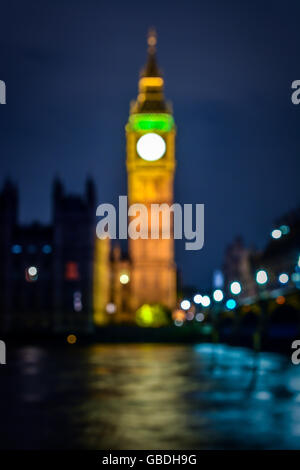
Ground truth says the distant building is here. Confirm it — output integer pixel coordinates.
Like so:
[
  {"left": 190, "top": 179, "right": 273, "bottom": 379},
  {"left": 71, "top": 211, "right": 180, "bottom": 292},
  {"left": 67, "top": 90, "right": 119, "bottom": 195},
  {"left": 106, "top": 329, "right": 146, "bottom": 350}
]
[
  {"left": 223, "top": 236, "right": 257, "bottom": 299},
  {"left": 260, "top": 208, "right": 300, "bottom": 289},
  {"left": 0, "top": 178, "right": 97, "bottom": 334},
  {"left": 223, "top": 208, "right": 300, "bottom": 299},
  {"left": 93, "top": 241, "right": 131, "bottom": 325}
]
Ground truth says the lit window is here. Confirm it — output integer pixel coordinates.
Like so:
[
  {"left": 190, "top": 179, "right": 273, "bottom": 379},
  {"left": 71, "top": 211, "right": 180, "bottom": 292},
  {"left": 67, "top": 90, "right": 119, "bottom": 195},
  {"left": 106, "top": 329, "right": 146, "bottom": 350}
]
[
  {"left": 213, "top": 269, "right": 224, "bottom": 288},
  {"left": 42, "top": 244, "right": 52, "bottom": 254},
  {"left": 12, "top": 244, "right": 22, "bottom": 254},
  {"left": 106, "top": 303, "right": 116, "bottom": 314},
  {"left": 65, "top": 262, "right": 80, "bottom": 281},
  {"left": 73, "top": 291, "right": 82, "bottom": 311},
  {"left": 25, "top": 266, "right": 38, "bottom": 282}
]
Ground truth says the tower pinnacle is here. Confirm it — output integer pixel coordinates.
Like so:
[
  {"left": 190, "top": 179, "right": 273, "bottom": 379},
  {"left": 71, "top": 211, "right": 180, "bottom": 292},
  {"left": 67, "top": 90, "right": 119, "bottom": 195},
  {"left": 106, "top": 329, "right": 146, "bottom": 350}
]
[
  {"left": 147, "top": 28, "right": 157, "bottom": 52},
  {"left": 130, "top": 29, "right": 171, "bottom": 114},
  {"left": 141, "top": 27, "right": 161, "bottom": 78}
]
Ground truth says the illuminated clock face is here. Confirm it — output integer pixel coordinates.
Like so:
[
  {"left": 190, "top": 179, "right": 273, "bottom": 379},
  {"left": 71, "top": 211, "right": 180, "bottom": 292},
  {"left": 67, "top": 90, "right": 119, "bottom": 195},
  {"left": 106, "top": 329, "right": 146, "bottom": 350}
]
[{"left": 136, "top": 133, "right": 166, "bottom": 161}]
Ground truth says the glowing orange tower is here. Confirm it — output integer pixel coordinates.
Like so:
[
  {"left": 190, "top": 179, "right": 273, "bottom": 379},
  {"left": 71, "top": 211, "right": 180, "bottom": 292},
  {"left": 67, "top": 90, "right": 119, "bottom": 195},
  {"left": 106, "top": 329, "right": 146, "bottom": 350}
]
[{"left": 126, "top": 29, "right": 177, "bottom": 313}]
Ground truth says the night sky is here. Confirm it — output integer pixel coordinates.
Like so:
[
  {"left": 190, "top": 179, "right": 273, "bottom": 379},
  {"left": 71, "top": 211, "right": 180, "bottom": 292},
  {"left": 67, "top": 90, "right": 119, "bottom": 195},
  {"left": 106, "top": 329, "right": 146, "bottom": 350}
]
[{"left": 0, "top": 0, "right": 299, "bottom": 288}]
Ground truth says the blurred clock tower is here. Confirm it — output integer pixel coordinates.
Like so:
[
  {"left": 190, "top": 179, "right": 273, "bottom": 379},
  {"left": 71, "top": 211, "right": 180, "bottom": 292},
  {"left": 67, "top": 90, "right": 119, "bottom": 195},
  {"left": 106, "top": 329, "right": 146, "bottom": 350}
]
[{"left": 126, "top": 29, "right": 177, "bottom": 313}]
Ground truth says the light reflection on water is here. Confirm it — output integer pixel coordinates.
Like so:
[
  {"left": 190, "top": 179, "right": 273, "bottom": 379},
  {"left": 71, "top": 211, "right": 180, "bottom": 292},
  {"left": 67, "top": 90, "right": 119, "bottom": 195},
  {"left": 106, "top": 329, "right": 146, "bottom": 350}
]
[{"left": 0, "top": 343, "right": 300, "bottom": 449}]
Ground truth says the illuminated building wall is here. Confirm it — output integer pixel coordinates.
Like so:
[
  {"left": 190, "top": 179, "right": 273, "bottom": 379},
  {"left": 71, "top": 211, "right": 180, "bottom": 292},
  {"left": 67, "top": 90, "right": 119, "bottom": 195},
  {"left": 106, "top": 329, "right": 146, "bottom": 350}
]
[
  {"left": 93, "top": 237, "right": 111, "bottom": 326},
  {"left": 110, "top": 245, "right": 131, "bottom": 323},
  {"left": 126, "top": 30, "right": 177, "bottom": 314}
]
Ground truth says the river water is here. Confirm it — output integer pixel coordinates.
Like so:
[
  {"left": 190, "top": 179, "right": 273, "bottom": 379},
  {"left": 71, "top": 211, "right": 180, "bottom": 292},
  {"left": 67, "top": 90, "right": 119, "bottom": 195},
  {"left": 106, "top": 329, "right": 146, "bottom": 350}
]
[{"left": 0, "top": 343, "right": 300, "bottom": 449}]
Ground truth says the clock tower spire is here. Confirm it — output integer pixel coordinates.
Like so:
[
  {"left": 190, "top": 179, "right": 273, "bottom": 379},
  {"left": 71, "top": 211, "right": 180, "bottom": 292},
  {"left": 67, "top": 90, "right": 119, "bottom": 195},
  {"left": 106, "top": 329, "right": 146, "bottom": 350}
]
[
  {"left": 142, "top": 28, "right": 160, "bottom": 77},
  {"left": 126, "top": 30, "right": 177, "bottom": 316},
  {"left": 131, "top": 29, "right": 171, "bottom": 115}
]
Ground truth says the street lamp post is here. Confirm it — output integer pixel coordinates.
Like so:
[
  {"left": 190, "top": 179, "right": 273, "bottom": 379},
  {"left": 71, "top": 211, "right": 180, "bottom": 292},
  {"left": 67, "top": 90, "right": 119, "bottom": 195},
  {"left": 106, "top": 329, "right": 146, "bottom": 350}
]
[{"left": 254, "top": 269, "right": 269, "bottom": 352}]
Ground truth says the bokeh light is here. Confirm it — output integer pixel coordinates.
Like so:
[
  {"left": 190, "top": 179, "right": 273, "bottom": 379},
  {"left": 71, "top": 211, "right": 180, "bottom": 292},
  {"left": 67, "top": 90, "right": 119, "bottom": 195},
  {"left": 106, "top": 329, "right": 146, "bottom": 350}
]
[
  {"left": 186, "top": 311, "right": 194, "bottom": 321},
  {"left": 278, "top": 273, "right": 289, "bottom": 284},
  {"left": 271, "top": 229, "right": 282, "bottom": 239},
  {"left": 201, "top": 295, "right": 211, "bottom": 307},
  {"left": 120, "top": 273, "right": 130, "bottom": 284},
  {"left": 213, "top": 289, "right": 224, "bottom": 302},
  {"left": 181, "top": 299, "right": 191, "bottom": 310},
  {"left": 12, "top": 244, "right": 22, "bottom": 254},
  {"left": 193, "top": 294, "right": 202, "bottom": 304},
  {"left": 230, "top": 281, "right": 241, "bottom": 295},
  {"left": 195, "top": 313, "right": 205, "bottom": 322},
  {"left": 280, "top": 225, "right": 290, "bottom": 235},
  {"left": 276, "top": 296, "right": 286, "bottom": 305},
  {"left": 226, "top": 299, "right": 236, "bottom": 310},
  {"left": 136, "top": 304, "right": 169, "bottom": 327},
  {"left": 67, "top": 334, "right": 77, "bottom": 344},
  {"left": 256, "top": 270, "right": 268, "bottom": 285},
  {"left": 172, "top": 309, "right": 185, "bottom": 322}
]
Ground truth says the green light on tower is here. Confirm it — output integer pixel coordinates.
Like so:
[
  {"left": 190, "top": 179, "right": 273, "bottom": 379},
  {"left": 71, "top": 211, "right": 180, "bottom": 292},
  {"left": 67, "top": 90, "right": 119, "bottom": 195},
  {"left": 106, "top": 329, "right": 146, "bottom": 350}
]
[{"left": 129, "top": 113, "right": 174, "bottom": 132}]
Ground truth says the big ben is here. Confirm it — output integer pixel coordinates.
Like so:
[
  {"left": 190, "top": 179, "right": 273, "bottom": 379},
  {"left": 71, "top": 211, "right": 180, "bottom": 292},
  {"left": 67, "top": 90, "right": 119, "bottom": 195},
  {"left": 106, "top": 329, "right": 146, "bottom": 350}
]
[{"left": 126, "top": 29, "right": 177, "bottom": 313}]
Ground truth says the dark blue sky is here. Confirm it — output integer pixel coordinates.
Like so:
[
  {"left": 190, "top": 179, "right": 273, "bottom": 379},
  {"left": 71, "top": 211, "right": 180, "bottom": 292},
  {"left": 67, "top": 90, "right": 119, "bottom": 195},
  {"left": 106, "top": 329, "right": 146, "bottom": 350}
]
[{"left": 0, "top": 0, "right": 299, "bottom": 288}]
